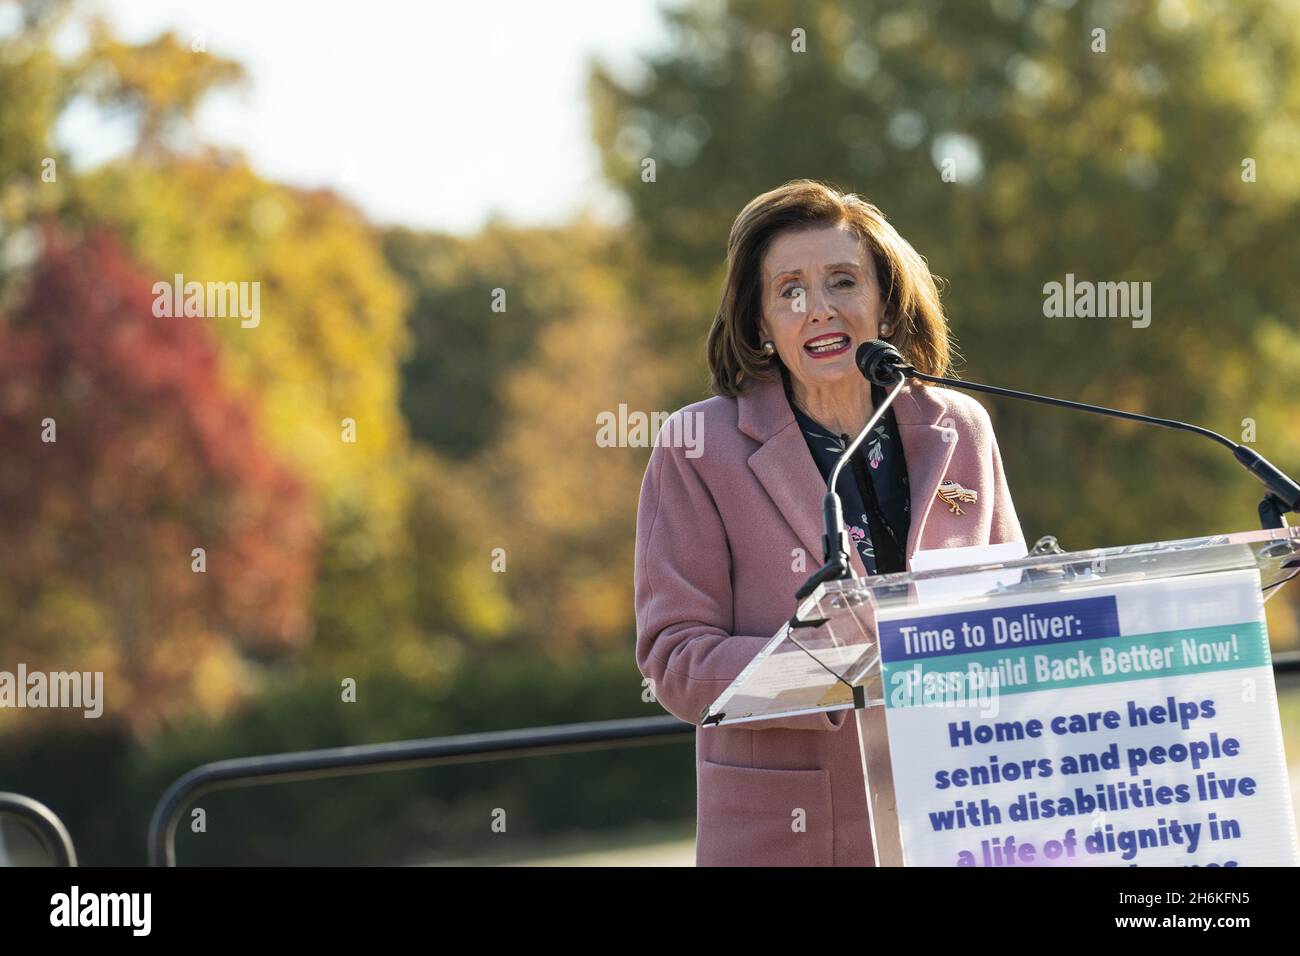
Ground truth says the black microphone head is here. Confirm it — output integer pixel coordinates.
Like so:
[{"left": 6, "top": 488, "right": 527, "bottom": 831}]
[{"left": 855, "top": 339, "right": 910, "bottom": 385}]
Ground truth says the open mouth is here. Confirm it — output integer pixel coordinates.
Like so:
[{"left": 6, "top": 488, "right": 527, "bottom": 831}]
[{"left": 803, "top": 333, "right": 851, "bottom": 358}]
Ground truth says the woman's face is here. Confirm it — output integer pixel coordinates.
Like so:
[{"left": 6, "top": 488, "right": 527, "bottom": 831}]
[{"left": 759, "top": 224, "right": 886, "bottom": 393}]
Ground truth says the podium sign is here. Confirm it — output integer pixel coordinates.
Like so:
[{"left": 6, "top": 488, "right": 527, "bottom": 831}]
[
  {"left": 879, "top": 566, "right": 1296, "bottom": 866},
  {"left": 704, "top": 527, "right": 1300, "bottom": 867}
]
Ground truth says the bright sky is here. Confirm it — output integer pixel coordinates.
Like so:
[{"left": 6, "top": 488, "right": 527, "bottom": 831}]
[{"left": 56, "top": 0, "right": 674, "bottom": 235}]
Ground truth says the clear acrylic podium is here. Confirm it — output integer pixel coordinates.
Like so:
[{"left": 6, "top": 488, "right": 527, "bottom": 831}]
[{"left": 703, "top": 526, "right": 1300, "bottom": 867}]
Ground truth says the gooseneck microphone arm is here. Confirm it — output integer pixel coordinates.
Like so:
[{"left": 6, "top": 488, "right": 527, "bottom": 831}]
[
  {"left": 794, "top": 374, "right": 908, "bottom": 601},
  {"left": 855, "top": 340, "right": 1300, "bottom": 531}
]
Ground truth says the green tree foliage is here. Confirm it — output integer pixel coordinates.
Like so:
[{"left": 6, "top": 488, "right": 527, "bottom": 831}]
[
  {"left": 385, "top": 217, "right": 672, "bottom": 652},
  {"left": 385, "top": 216, "right": 640, "bottom": 460}
]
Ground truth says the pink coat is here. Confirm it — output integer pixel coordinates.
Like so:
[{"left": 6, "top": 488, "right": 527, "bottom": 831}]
[{"left": 633, "top": 375, "right": 1026, "bottom": 866}]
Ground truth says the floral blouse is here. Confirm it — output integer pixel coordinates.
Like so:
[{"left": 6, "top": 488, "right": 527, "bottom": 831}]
[{"left": 787, "top": 380, "right": 912, "bottom": 575}]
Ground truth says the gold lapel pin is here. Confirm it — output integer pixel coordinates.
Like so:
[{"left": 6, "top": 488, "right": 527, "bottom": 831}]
[{"left": 936, "top": 479, "right": 978, "bottom": 515}]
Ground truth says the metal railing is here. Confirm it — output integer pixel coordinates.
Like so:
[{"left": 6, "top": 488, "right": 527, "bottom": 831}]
[
  {"left": 0, "top": 792, "right": 78, "bottom": 866},
  {"left": 147, "top": 650, "right": 1300, "bottom": 866},
  {"left": 147, "top": 714, "right": 694, "bottom": 866},
  {"left": 1271, "top": 650, "right": 1300, "bottom": 676}
]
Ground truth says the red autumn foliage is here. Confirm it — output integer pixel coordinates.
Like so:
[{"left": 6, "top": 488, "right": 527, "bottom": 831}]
[{"left": 0, "top": 224, "right": 319, "bottom": 734}]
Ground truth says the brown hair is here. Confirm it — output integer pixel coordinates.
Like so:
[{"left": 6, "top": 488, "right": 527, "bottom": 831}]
[{"left": 706, "top": 179, "right": 954, "bottom": 396}]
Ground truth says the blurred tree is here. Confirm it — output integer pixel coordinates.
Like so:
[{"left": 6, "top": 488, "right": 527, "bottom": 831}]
[
  {"left": 384, "top": 215, "right": 638, "bottom": 461},
  {"left": 81, "top": 22, "right": 247, "bottom": 156},
  {"left": 69, "top": 159, "right": 424, "bottom": 667},
  {"left": 0, "top": 3, "right": 498, "bottom": 684},
  {"left": 0, "top": 0, "right": 78, "bottom": 302},
  {"left": 488, "top": 255, "right": 671, "bottom": 652},
  {"left": 0, "top": 225, "right": 318, "bottom": 736},
  {"left": 52, "top": 14, "right": 457, "bottom": 668},
  {"left": 384, "top": 216, "right": 672, "bottom": 652}
]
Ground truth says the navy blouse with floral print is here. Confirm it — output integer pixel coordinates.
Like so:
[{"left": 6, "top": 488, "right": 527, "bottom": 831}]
[{"left": 783, "top": 375, "right": 911, "bottom": 575}]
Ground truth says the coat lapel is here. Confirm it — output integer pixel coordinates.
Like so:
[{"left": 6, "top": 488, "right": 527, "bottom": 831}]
[
  {"left": 736, "top": 375, "right": 960, "bottom": 574},
  {"left": 892, "top": 383, "right": 956, "bottom": 562},
  {"left": 739, "top": 378, "right": 828, "bottom": 564}
]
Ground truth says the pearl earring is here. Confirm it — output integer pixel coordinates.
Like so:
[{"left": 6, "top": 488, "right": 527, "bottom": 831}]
[{"left": 761, "top": 340, "right": 776, "bottom": 355}]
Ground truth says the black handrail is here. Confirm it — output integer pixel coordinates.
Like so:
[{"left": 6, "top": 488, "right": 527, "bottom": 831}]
[
  {"left": 147, "top": 714, "right": 695, "bottom": 866},
  {"left": 0, "top": 792, "right": 78, "bottom": 866},
  {"left": 149, "top": 651, "right": 1300, "bottom": 866}
]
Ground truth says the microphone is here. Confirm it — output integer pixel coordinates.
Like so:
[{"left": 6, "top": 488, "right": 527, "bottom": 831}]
[
  {"left": 793, "top": 366, "right": 909, "bottom": 601},
  {"left": 856, "top": 339, "right": 913, "bottom": 386},
  {"left": 853, "top": 340, "right": 1300, "bottom": 528}
]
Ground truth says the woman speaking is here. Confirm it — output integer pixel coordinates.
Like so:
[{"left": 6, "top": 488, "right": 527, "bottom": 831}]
[{"left": 633, "top": 179, "right": 1026, "bottom": 867}]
